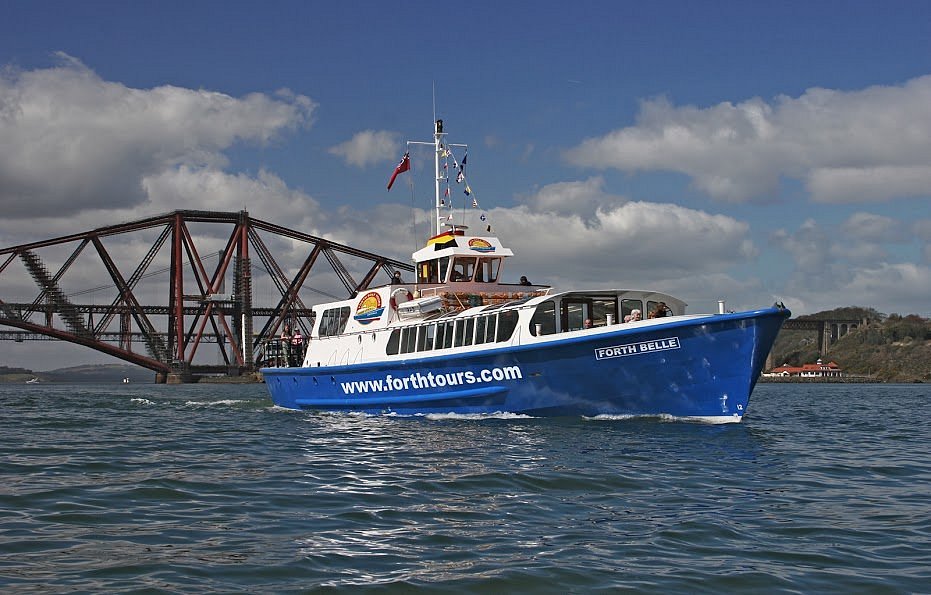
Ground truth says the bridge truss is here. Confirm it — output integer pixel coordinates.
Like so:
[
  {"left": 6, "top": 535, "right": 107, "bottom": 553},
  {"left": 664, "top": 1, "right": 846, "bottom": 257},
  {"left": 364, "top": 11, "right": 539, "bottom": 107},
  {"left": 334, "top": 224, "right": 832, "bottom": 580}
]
[{"left": 0, "top": 210, "right": 413, "bottom": 381}]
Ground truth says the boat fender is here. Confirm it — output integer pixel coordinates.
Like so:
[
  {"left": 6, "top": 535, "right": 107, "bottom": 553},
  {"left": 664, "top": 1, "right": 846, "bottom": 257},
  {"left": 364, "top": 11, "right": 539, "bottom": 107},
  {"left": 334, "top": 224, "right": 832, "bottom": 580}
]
[{"left": 389, "top": 287, "right": 414, "bottom": 310}]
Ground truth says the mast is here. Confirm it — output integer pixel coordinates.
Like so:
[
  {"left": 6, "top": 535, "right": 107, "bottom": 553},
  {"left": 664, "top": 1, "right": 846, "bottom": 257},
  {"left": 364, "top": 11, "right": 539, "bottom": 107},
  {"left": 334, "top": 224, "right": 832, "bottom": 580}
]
[
  {"left": 433, "top": 119, "right": 445, "bottom": 237},
  {"left": 408, "top": 118, "right": 465, "bottom": 238}
]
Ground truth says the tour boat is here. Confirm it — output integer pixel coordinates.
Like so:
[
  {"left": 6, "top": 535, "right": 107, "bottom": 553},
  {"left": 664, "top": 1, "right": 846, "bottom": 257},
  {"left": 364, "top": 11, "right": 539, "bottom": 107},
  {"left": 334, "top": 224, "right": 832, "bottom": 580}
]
[{"left": 261, "top": 119, "right": 789, "bottom": 421}]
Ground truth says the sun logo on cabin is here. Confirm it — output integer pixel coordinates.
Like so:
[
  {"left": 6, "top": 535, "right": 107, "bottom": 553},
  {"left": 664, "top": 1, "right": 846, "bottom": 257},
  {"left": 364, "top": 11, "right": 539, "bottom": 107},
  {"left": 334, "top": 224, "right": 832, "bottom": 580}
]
[
  {"left": 353, "top": 291, "right": 384, "bottom": 325},
  {"left": 468, "top": 238, "right": 494, "bottom": 253}
]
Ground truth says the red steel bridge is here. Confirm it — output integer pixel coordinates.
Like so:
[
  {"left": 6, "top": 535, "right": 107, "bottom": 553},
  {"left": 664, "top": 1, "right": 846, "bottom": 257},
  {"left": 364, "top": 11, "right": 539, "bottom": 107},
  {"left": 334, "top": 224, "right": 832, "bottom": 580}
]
[{"left": 0, "top": 210, "right": 413, "bottom": 382}]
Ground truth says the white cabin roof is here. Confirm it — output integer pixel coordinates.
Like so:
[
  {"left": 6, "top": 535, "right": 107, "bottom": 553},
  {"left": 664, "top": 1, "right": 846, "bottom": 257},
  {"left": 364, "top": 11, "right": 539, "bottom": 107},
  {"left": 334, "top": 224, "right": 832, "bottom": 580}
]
[{"left": 411, "top": 231, "right": 514, "bottom": 263}]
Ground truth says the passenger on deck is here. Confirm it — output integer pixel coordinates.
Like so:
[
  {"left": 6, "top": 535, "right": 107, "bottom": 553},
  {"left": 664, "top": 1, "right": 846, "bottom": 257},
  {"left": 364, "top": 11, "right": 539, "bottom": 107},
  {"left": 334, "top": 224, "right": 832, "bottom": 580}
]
[
  {"left": 290, "top": 329, "right": 304, "bottom": 367},
  {"left": 391, "top": 271, "right": 402, "bottom": 284},
  {"left": 519, "top": 275, "right": 532, "bottom": 286},
  {"left": 649, "top": 302, "right": 670, "bottom": 318},
  {"left": 280, "top": 326, "right": 292, "bottom": 367}
]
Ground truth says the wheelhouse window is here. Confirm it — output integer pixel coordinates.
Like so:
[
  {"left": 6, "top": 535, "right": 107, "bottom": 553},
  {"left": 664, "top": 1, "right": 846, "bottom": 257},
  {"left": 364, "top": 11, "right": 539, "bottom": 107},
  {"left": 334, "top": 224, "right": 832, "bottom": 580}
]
[
  {"left": 474, "top": 257, "right": 501, "bottom": 283},
  {"left": 438, "top": 257, "right": 450, "bottom": 284},
  {"left": 530, "top": 300, "right": 556, "bottom": 336},
  {"left": 418, "top": 259, "right": 439, "bottom": 284},
  {"left": 450, "top": 257, "right": 476, "bottom": 282}
]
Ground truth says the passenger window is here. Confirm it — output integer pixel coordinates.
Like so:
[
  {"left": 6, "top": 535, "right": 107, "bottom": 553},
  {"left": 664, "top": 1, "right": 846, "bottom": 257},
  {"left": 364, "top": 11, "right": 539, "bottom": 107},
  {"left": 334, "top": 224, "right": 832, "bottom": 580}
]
[
  {"left": 320, "top": 306, "right": 351, "bottom": 337},
  {"left": 401, "top": 327, "right": 416, "bottom": 353},
  {"left": 454, "top": 319, "right": 465, "bottom": 347},
  {"left": 475, "top": 317, "right": 487, "bottom": 345},
  {"left": 387, "top": 329, "right": 400, "bottom": 355},
  {"left": 463, "top": 318, "right": 475, "bottom": 346},
  {"left": 592, "top": 297, "right": 618, "bottom": 327},
  {"left": 485, "top": 315, "right": 497, "bottom": 342},
  {"left": 443, "top": 321, "right": 455, "bottom": 348},
  {"left": 435, "top": 322, "right": 446, "bottom": 349},
  {"left": 497, "top": 310, "right": 519, "bottom": 341},
  {"left": 621, "top": 299, "right": 643, "bottom": 322},
  {"left": 530, "top": 300, "right": 556, "bottom": 336}
]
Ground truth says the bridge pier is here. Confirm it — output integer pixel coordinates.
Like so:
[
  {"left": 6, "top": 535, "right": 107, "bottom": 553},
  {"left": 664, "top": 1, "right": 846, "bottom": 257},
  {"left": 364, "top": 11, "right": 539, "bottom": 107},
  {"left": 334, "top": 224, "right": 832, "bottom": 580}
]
[{"left": 165, "top": 371, "right": 194, "bottom": 384}]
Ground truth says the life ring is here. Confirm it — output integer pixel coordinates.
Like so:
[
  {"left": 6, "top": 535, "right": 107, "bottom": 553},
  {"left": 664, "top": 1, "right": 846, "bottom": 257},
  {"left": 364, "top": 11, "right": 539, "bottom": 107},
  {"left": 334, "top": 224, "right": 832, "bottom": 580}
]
[{"left": 389, "top": 287, "right": 414, "bottom": 310}]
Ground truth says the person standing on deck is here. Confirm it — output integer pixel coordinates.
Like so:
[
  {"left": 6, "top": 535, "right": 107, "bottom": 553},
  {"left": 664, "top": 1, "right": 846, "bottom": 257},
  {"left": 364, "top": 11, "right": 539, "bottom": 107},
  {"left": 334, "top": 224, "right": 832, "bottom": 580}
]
[
  {"left": 290, "top": 329, "right": 304, "bottom": 367},
  {"left": 280, "top": 325, "right": 292, "bottom": 367}
]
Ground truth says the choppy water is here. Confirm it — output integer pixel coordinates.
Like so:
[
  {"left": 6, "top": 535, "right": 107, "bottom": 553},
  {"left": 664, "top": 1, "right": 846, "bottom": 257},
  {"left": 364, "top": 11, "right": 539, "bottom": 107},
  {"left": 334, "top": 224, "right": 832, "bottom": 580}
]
[{"left": 1, "top": 382, "right": 929, "bottom": 593}]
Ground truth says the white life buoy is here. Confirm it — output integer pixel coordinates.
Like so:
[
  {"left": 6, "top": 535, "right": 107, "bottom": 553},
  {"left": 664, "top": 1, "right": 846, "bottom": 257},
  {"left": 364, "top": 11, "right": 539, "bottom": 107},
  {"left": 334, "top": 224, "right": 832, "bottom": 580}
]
[{"left": 389, "top": 287, "right": 414, "bottom": 310}]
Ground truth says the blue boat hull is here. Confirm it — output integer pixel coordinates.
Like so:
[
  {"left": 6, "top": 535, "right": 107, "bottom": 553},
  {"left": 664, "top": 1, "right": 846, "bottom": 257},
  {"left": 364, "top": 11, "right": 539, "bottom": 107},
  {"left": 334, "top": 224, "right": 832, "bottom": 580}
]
[{"left": 261, "top": 307, "right": 789, "bottom": 421}]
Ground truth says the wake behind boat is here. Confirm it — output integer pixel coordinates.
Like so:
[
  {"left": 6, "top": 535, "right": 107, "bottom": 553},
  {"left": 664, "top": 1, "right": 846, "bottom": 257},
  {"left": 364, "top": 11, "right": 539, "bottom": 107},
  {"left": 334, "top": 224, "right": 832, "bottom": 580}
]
[{"left": 261, "top": 119, "right": 789, "bottom": 421}]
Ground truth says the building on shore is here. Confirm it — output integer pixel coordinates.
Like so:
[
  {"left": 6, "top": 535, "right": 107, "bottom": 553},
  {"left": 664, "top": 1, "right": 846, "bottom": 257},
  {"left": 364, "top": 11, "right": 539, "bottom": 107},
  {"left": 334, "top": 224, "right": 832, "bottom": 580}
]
[{"left": 764, "top": 358, "right": 844, "bottom": 378}]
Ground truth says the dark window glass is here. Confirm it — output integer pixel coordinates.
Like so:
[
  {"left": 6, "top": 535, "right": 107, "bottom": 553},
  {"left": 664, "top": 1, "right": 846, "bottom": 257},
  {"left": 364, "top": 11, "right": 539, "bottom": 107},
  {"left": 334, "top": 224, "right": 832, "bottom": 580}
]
[
  {"left": 530, "top": 300, "right": 556, "bottom": 336},
  {"left": 497, "top": 310, "right": 519, "bottom": 341},
  {"left": 386, "top": 329, "right": 400, "bottom": 355}
]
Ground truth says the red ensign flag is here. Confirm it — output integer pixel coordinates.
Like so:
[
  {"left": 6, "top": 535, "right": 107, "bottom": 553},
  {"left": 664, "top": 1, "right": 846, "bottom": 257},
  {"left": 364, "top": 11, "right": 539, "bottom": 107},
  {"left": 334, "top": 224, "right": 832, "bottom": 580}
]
[{"left": 387, "top": 153, "right": 410, "bottom": 191}]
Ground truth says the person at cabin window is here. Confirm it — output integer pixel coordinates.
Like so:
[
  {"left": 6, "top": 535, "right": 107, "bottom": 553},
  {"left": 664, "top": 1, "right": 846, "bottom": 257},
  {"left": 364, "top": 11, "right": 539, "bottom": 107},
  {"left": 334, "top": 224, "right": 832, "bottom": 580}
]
[
  {"left": 583, "top": 318, "right": 592, "bottom": 329},
  {"left": 649, "top": 302, "right": 670, "bottom": 318},
  {"left": 391, "top": 271, "right": 402, "bottom": 285},
  {"left": 624, "top": 309, "right": 641, "bottom": 323},
  {"left": 519, "top": 275, "right": 531, "bottom": 286},
  {"left": 450, "top": 257, "right": 475, "bottom": 282}
]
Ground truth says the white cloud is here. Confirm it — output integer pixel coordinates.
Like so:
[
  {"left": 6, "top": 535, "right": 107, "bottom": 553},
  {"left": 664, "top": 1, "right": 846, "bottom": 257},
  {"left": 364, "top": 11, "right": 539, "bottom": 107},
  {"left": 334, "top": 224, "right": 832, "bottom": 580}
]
[
  {"left": 519, "top": 176, "right": 625, "bottom": 220},
  {"left": 0, "top": 53, "right": 315, "bottom": 218},
  {"left": 565, "top": 75, "right": 931, "bottom": 203},
  {"left": 840, "top": 212, "right": 907, "bottom": 244},
  {"left": 769, "top": 216, "right": 930, "bottom": 316},
  {"left": 328, "top": 129, "right": 400, "bottom": 167}
]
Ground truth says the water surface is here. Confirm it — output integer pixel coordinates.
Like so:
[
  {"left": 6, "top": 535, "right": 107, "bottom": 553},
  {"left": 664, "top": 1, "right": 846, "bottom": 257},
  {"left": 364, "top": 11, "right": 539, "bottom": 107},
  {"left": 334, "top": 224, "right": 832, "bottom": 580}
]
[{"left": 1, "top": 383, "right": 928, "bottom": 592}]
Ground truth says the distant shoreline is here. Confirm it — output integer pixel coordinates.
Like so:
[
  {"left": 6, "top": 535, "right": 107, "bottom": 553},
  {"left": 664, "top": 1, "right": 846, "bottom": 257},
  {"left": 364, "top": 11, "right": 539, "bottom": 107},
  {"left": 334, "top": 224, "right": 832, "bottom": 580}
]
[{"left": 759, "top": 376, "right": 887, "bottom": 384}]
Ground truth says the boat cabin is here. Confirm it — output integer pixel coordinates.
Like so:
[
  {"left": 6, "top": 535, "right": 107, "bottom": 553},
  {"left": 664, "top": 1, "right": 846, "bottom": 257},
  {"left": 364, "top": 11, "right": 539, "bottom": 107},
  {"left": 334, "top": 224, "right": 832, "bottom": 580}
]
[{"left": 411, "top": 229, "right": 516, "bottom": 287}]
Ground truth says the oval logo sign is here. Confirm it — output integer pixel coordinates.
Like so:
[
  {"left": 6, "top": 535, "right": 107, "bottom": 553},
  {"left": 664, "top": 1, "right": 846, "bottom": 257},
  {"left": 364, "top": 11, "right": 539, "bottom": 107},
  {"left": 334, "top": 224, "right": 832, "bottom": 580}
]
[
  {"left": 353, "top": 291, "right": 384, "bottom": 324},
  {"left": 468, "top": 238, "right": 494, "bottom": 253}
]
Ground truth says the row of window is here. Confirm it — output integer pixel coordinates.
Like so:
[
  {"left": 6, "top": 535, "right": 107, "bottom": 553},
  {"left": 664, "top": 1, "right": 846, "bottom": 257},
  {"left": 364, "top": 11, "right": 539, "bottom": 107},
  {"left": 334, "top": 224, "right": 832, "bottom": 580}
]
[
  {"left": 316, "top": 295, "right": 672, "bottom": 349},
  {"left": 528, "top": 297, "right": 670, "bottom": 335},
  {"left": 418, "top": 256, "right": 503, "bottom": 284},
  {"left": 387, "top": 309, "right": 519, "bottom": 355}
]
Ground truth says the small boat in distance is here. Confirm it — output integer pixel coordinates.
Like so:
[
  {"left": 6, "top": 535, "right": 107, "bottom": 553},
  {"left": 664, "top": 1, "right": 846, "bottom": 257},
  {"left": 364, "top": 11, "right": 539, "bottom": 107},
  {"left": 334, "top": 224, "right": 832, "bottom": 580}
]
[
  {"left": 261, "top": 118, "right": 789, "bottom": 421},
  {"left": 26, "top": 377, "right": 39, "bottom": 384}
]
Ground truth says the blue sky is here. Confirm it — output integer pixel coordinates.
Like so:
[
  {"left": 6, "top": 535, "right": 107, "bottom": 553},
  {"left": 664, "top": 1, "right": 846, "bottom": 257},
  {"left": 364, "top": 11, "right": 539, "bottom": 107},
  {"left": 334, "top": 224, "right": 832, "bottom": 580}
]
[{"left": 1, "top": 1, "right": 930, "bottom": 367}]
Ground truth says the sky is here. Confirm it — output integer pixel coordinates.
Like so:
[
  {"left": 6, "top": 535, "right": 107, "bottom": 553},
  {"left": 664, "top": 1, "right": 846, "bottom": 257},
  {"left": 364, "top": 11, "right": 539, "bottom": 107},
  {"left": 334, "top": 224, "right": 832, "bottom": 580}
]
[{"left": 1, "top": 0, "right": 930, "bottom": 368}]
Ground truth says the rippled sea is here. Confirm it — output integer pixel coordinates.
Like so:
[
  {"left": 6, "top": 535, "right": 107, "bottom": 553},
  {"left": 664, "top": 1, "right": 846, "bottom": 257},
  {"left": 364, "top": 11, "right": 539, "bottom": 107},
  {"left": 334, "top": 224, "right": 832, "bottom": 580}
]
[{"left": 1, "top": 382, "right": 929, "bottom": 593}]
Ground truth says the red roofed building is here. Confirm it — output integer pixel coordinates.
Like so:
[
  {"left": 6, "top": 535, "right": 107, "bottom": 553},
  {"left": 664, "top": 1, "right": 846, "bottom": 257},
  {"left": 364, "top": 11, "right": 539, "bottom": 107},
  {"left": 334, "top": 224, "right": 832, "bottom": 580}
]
[{"left": 767, "top": 358, "right": 844, "bottom": 378}]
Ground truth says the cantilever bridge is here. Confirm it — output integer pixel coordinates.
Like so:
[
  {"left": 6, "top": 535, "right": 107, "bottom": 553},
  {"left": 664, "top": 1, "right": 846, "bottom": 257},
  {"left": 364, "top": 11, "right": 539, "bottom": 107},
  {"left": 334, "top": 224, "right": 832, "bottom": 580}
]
[{"left": 0, "top": 210, "right": 413, "bottom": 382}]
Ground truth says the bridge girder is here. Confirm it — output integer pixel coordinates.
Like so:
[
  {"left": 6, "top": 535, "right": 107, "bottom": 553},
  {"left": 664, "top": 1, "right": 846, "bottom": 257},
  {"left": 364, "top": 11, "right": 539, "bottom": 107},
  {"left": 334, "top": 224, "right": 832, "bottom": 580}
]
[{"left": 0, "top": 210, "right": 413, "bottom": 376}]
